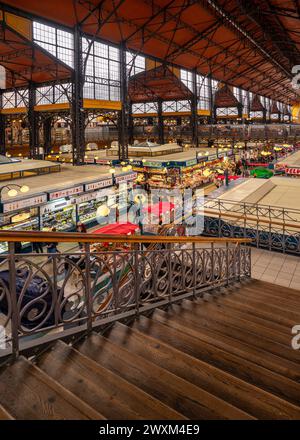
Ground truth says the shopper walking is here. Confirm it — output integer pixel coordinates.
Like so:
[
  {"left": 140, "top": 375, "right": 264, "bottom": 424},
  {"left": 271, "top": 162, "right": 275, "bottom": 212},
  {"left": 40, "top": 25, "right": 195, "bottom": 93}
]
[
  {"left": 46, "top": 227, "right": 59, "bottom": 254},
  {"left": 76, "top": 222, "right": 87, "bottom": 251},
  {"left": 32, "top": 242, "right": 44, "bottom": 253}
]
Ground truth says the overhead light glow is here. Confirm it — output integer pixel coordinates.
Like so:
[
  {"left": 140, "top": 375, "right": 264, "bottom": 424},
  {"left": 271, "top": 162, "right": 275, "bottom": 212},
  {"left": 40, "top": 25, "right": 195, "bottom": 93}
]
[
  {"left": 7, "top": 189, "right": 18, "bottom": 198},
  {"left": 20, "top": 185, "right": 29, "bottom": 193}
]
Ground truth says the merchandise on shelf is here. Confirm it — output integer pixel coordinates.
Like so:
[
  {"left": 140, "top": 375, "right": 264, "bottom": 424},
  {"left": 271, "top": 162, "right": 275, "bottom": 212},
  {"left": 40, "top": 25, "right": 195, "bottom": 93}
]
[
  {"left": 133, "top": 157, "right": 230, "bottom": 191},
  {"left": 41, "top": 199, "right": 76, "bottom": 232},
  {"left": 78, "top": 197, "right": 108, "bottom": 226}
]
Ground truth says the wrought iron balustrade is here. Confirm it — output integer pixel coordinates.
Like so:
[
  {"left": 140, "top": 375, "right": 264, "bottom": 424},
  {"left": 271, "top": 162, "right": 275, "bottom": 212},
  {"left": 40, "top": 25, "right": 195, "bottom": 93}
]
[
  {"left": 202, "top": 197, "right": 300, "bottom": 254},
  {"left": 0, "top": 232, "right": 251, "bottom": 360}
]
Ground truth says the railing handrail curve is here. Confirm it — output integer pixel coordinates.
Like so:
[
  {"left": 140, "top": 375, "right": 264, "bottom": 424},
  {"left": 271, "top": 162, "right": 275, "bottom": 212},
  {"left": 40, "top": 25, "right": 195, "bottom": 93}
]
[{"left": 0, "top": 230, "right": 252, "bottom": 244}]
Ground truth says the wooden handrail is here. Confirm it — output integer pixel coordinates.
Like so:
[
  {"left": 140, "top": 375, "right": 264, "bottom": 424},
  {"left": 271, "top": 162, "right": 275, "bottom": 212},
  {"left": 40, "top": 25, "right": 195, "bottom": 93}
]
[{"left": 0, "top": 230, "right": 252, "bottom": 244}]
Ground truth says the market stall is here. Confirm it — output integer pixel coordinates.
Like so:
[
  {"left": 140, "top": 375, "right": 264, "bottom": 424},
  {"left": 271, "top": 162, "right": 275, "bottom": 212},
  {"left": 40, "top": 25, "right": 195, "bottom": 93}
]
[
  {"left": 133, "top": 155, "right": 234, "bottom": 191},
  {"left": 0, "top": 170, "right": 137, "bottom": 252}
]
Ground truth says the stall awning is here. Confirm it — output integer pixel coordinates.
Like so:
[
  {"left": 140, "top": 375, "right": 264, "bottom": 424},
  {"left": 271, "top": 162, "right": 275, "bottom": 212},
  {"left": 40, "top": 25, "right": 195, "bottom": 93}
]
[
  {"left": 94, "top": 222, "right": 139, "bottom": 235},
  {"left": 143, "top": 202, "right": 175, "bottom": 216}
]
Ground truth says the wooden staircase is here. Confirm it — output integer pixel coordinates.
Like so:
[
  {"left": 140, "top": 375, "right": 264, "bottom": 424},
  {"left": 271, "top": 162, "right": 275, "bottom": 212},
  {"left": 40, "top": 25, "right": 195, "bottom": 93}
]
[{"left": 0, "top": 279, "right": 299, "bottom": 420}]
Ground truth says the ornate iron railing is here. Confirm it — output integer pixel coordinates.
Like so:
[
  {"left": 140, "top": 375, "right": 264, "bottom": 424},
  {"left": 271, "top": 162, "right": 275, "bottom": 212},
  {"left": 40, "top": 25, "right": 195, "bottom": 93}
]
[
  {"left": 202, "top": 197, "right": 300, "bottom": 254},
  {"left": 0, "top": 232, "right": 251, "bottom": 360}
]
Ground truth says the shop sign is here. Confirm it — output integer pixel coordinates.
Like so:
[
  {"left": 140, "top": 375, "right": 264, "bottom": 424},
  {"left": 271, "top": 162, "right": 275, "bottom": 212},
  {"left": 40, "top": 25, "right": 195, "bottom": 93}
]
[
  {"left": 143, "top": 161, "right": 162, "bottom": 168},
  {"left": 48, "top": 185, "right": 84, "bottom": 201},
  {"left": 1, "top": 193, "right": 47, "bottom": 213},
  {"left": 74, "top": 189, "right": 108, "bottom": 204},
  {"left": 40, "top": 199, "right": 71, "bottom": 214},
  {"left": 85, "top": 158, "right": 95, "bottom": 164},
  {"left": 130, "top": 160, "right": 143, "bottom": 166},
  {"left": 285, "top": 168, "right": 300, "bottom": 175},
  {"left": 115, "top": 172, "right": 137, "bottom": 184},
  {"left": 85, "top": 178, "right": 113, "bottom": 192},
  {"left": 96, "top": 159, "right": 110, "bottom": 165},
  {"left": 197, "top": 156, "right": 208, "bottom": 163},
  {"left": 185, "top": 159, "right": 197, "bottom": 167}
]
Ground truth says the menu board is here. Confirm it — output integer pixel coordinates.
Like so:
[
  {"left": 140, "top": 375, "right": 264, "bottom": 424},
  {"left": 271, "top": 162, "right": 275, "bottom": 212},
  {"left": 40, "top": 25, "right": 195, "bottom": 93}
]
[
  {"left": 48, "top": 185, "right": 84, "bottom": 201},
  {"left": 85, "top": 178, "right": 112, "bottom": 192},
  {"left": 2, "top": 194, "right": 47, "bottom": 213}
]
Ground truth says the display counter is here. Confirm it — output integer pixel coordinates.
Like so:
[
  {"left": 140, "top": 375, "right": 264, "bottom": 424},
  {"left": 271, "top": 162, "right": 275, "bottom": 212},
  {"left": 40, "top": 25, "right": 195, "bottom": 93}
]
[
  {"left": 0, "top": 207, "right": 39, "bottom": 253},
  {"left": 0, "top": 171, "right": 137, "bottom": 251}
]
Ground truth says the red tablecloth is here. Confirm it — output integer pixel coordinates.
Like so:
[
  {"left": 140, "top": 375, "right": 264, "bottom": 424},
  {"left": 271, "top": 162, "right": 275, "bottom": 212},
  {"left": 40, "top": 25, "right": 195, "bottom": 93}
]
[
  {"left": 216, "top": 175, "right": 240, "bottom": 181},
  {"left": 94, "top": 222, "right": 139, "bottom": 235},
  {"left": 143, "top": 202, "right": 175, "bottom": 216}
]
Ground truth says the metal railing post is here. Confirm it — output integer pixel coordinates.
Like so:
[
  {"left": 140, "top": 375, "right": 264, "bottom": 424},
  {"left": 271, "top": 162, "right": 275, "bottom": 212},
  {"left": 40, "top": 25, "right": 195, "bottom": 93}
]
[
  {"left": 237, "top": 243, "right": 241, "bottom": 282},
  {"left": 211, "top": 242, "right": 215, "bottom": 285},
  {"left": 8, "top": 242, "right": 19, "bottom": 359},
  {"left": 282, "top": 208, "right": 286, "bottom": 254},
  {"left": 168, "top": 243, "right": 173, "bottom": 303},
  {"left": 52, "top": 254, "right": 59, "bottom": 328},
  {"left": 267, "top": 208, "right": 271, "bottom": 251},
  {"left": 84, "top": 243, "right": 93, "bottom": 333},
  {"left": 134, "top": 243, "right": 140, "bottom": 316},
  {"left": 226, "top": 242, "right": 229, "bottom": 286},
  {"left": 218, "top": 200, "right": 221, "bottom": 238},
  {"left": 192, "top": 242, "right": 197, "bottom": 297},
  {"left": 112, "top": 252, "right": 119, "bottom": 315}
]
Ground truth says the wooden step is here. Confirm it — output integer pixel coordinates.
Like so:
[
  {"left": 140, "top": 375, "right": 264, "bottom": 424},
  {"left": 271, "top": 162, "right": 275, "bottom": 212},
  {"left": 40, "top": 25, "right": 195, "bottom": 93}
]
[
  {"left": 183, "top": 299, "right": 291, "bottom": 346},
  {"left": 185, "top": 298, "right": 291, "bottom": 343},
  {"left": 171, "top": 302, "right": 300, "bottom": 364},
  {"left": 249, "top": 280, "right": 300, "bottom": 301},
  {"left": 0, "top": 357, "right": 104, "bottom": 420},
  {"left": 0, "top": 404, "right": 14, "bottom": 420},
  {"left": 153, "top": 308, "right": 300, "bottom": 382},
  {"left": 212, "top": 295, "right": 297, "bottom": 328},
  {"left": 131, "top": 315, "right": 300, "bottom": 406},
  {"left": 220, "top": 291, "right": 300, "bottom": 322},
  {"left": 240, "top": 286, "right": 300, "bottom": 310},
  {"left": 77, "top": 332, "right": 253, "bottom": 420},
  {"left": 103, "top": 322, "right": 300, "bottom": 419},
  {"left": 37, "top": 340, "right": 183, "bottom": 420}
]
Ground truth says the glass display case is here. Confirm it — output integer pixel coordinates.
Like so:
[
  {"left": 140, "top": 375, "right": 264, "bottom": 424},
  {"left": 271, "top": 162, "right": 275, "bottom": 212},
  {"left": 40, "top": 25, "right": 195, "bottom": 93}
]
[
  {"left": 78, "top": 197, "right": 107, "bottom": 226},
  {"left": 41, "top": 199, "right": 76, "bottom": 231},
  {"left": 0, "top": 208, "right": 39, "bottom": 253}
]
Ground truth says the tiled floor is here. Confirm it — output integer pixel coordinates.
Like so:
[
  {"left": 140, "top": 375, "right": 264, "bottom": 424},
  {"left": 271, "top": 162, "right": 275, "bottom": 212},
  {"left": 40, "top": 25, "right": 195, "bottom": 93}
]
[{"left": 252, "top": 247, "right": 300, "bottom": 290}]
